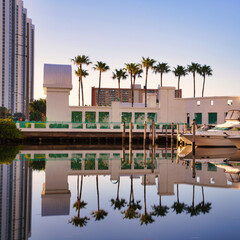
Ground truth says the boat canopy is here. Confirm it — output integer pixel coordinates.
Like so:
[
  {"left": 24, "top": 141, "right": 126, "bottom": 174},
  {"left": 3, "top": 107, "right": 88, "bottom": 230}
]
[{"left": 225, "top": 110, "right": 240, "bottom": 121}]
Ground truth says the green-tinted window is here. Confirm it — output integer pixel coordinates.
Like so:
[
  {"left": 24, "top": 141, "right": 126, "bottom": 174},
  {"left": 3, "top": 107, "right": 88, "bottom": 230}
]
[
  {"left": 99, "top": 112, "right": 109, "bottom": 123},
  {"left": 72, "top": 112, "right": 82, "bottom": 122},
  {"left": 195, "top": 113, "right": 202, "bottom": 125},
  {"left": 147, "top": 113, "right": 157, "bottom": 123},
  {"left": 121, "top": 112, "right": 132, "bottom": 123},
  {"left": 208, "top": 112, "right": 217, "bottom": 124},
  {"left": 208, "top": 163, "right": 217, "bottom": 171},
  {"left": 135, "top": 112, "right": 145, "bottom": 123},
  {"left": 85, "top": 112, "right": 96, "bottom": 123}
]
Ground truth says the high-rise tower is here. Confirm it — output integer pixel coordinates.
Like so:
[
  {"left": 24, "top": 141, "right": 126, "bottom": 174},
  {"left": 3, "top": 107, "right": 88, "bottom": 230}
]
[{"left": 0, "top": 0, "right": 34, "bottom": 115}]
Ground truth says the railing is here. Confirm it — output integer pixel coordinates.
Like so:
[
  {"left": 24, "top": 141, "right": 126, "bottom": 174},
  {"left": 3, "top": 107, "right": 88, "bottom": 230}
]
[{"left": 15, "top": 121, "right": 186, "bottom": 133}]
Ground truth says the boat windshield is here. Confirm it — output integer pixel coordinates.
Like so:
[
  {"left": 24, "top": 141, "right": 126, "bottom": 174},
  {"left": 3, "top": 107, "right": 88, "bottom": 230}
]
[
  {"left": 211, "top": 127, "right": 232, "bottom": 131},
  {"left": 225, "top": 110, "right": 240, "bottom": 121}
]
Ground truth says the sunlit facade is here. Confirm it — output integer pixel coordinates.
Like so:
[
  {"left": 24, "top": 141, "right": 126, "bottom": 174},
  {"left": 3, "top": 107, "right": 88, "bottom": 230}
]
[{"left": 0, "top": 0, "right": 34, "bottom": 114}]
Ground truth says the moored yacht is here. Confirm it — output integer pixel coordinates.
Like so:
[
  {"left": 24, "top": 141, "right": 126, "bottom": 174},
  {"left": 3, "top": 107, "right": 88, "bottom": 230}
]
[
  {"left": 180, "top": 110, "right": 240, "bottom": 147},
  {"left": 228, "top": 136, "right": 240, "bottom": 149}
]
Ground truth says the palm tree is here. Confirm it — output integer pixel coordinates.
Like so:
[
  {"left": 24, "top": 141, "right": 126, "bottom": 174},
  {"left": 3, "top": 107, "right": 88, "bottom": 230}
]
[
  {"left": 141, "top": 57, "right": 156, "bottom": 107},
  {"left": 199, "top": 65, "right": 213, "bottom": 97},
  {"left": 93, "top": 61, "right": 110, "bottom": 106},
  {"left": 125, "top": 63, "right": 142, "bottom": 107},
  {"left": 75, "top": 69, "right": 89, "bottom": 106},
  {"left": 152, "top": 194, "right": 169, "bottom": 217},
  {"left": 153, "top": 62, "right": 171, "bottom": 87},
  {"left": 122, "top": 175, "right": 142, "bottom": 219},
  {"left": 199, "top": 186, "right": 212, "bottom": 214},
  {"left": 69, "top": 175, "right": 89, "bottom": 227},
  {"left": 187, "top": 62, "right": 201, "bottom": 98},
  {"left": 112, "top": 69, "right": 128, "bottom": 102},
  {"left": 185, "top": 185, "right": 201, "bottom": 217},
  {"left": 171, "top": 184, "right": 186, "bottom": 214},
  {"left": 140, "top": 175, "right": 154, "bottom": 225},
  {"left": 172, "top": 65, "right": 188, "bottom": 92},
  {"left": 72, "top": 55, "right": 91, "bottom": 106},
  {"left": 91, "top": 175, "right": 108, "bottom": 221},
  {"left": 110, "top": 178, "right": 127, "bottom": 210}
]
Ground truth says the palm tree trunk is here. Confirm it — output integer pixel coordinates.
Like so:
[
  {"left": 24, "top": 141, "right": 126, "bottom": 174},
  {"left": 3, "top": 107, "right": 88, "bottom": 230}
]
[
  {"left": 177, "top": 184, "right": 179, "bottom": 203},
  {"left": 81, "top": 80, "right": 84, "bottom": 106},
  {"left": 118, "top": 78, "right": 121, "bottom": 102},
  {"left": 97, "top": 71, "right": 102, "bottom": 106},
  {"left": 202, "top": 186, "right": 205, "bottom": 205},
  {"left": 117, "top": 179, "right": 120, "bottom": 200},
  {"left": 145, "top": 68, "right": 148, "bottom": 107},
  {"left": 130, "top": 73, "right": 133, "bottom": 107},
  {"left": 192, "top": 185, "right": 195, "bottom": 207},
  {"left": 132, "top": 75, "right": 136, "bottom": 106},
  {"left": 202, "top": 75, "right": 206, "bottom": 97},
  {"left": 78, "top": 78, "right": 81, "bottom": 106},
  {"left": 178, "top": 76, "right": 180, "bottom": 91},
  {"left": 131, "top": 175, "right": 134, "bottom": 203},
  {"left": 160, "top": 72, "right": 163, "bottom": 87},
  {"left": 193, "top": 72, "right": 196, "bottom": 98},
  {"left": 96, "top": 175, "right": 100, "bottom": 211},
  {"left": 80, "top": 175, "right": 83, "bottom": 200},
  {"left": 144, "top": 175, "right": 147, "bottom": 215},
  {"left": 159, "top": 195, "right": 162, "bottom": 207},
  {"left": 77, "top": 175, "right": 79, "bottom": 199}
]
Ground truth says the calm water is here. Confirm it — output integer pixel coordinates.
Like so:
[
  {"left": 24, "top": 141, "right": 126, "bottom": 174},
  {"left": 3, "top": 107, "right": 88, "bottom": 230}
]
[{"left": 1, "top": 145, "right": 240, "bottom": 240}]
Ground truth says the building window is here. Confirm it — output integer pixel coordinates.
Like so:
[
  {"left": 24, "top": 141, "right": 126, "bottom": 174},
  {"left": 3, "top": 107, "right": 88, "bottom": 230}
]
[
  {"left": 210, "top": 100, "right": 214, "bottom": 106},
  {"left": 208, "top": 112, "right": 217, "bottom": 124},
  {"left": 195, "top": 113, "right": 202, "bottom": 125},
  {"left": 197, "top": 100, "right": 200, "bottom": 106},
  {"left": 147, "top": 113, "right": 157, "bottom": 123},
  {"left": 85, "top": 112, "right": 96, "bottom": 123},
  {"left": 99, "top": 112, "right": 109, "bottom": 123},
  {"left": 121, "top": 112, "right": 132, "bottom": 123},
  {"left": 135, "top": 112, "right": 145, "bottom": 123},
  {"left": 72, "top": 111, "right": 82, "bottom": 122},
  {"left": 227, "top": 100, "right": 233, "bottom": 106}
]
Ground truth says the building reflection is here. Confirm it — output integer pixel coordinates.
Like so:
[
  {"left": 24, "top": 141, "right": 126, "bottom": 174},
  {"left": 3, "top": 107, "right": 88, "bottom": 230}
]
[
  {"left": 14, "top": 147, "right": 240, "bottom": 219},
  {"left": 0, "top": 156, "right": 32, "bottom": 240}
]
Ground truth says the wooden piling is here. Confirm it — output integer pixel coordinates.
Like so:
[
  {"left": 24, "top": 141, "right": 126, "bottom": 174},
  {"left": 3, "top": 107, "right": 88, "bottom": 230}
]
[
  {"left": 152, "top": 120, "right": 155, "bottom": 172},
  {"left": 171, "top": 122, "right": 174, "bottom": 162},
  {"left": 177, "top": 123, "right": 179, "bottom": 146},
  {"left": 184, "top": 123, "right": 187, "bottom": 133},
  {"left": 122, "top": 122, "right": 126, "bottom": 147},
  {"left": 129, "top": 122, "right": 132, "bottom": 164},
  {"left": 144, "top": 121, "right": 147, "bottom": 167},
  {"left": 192, "top": 119, "right": 196, "bottom": 155},
  {"left": 165, "top": 124, "right": 168, "bottom": 145}
]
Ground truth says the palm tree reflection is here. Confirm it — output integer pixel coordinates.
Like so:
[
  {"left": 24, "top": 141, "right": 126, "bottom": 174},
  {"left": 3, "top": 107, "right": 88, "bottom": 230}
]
[
  {"left": 140, "top": 175, "right": 154, "bottom": 225},
  {"left": 152, "top": 194, "right": 169, "bottom": 217},
  {"left": 91, "top": 175, "right": 108, "bottom": 221},
  {"left": 122, "top": 175, "right": 142, "bottom": 219},
  {"left": 69, "top": 175, "right": 90, "bottom": 227},
  {"left": 111, "top": 178, "right": 127, "bottom": 210},
  {"left": 171, "top": 184, "right": 186, "bottom": 214},
  {"left": 185, "top": 185, "right": 201, "bottom": 217}
]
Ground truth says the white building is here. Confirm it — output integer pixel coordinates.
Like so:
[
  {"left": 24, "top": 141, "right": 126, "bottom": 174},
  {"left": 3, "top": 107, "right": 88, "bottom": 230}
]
[
  {"left": 0, "top": 0, "right": 35, "bottom": 114},
  {"left": 43, "top": 64, "right": 240, "bottom": 126}
]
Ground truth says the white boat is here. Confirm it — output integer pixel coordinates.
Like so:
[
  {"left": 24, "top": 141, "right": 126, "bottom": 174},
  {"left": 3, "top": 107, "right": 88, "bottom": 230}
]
[
  {"left": 228, "top": 136, "right": 240, "bottom": 149},
  {"left": 181, "top": 110, "right": 240, "bottom": 147}
]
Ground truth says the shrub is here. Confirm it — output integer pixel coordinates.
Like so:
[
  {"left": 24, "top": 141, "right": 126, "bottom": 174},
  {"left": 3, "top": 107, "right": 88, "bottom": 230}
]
[
  {"left": 0, "top": 145, "right": 22, "bottom": 165},
  {"left": 0, "top": 119, "right": 23, "bottom": 139}
]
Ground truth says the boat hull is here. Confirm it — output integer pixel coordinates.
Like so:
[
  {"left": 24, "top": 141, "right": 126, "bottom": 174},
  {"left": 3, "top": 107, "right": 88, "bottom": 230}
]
[
  {"left": 181, "top": 134, "right": 235, "bottom": 147},
  {"left": 229, "top": 137, "right": 240, "bottom": 149}
]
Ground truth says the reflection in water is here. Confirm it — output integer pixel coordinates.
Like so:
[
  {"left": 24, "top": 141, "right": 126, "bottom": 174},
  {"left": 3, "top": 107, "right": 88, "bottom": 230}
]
[
  {"left": 69, "top": 176, "right": 89, "bottom": 227},
  {"left": 1, "top": 146, "right": 240, "bottom": 239}
]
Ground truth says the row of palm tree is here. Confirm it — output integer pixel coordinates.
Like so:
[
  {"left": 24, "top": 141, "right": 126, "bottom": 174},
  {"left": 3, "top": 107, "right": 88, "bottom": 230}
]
[
  {"left": 70, "top": 176, "right": 211, "bottom": 227},
  {"left": 72, "top": 55, "right": 213, "bottom": 107}
]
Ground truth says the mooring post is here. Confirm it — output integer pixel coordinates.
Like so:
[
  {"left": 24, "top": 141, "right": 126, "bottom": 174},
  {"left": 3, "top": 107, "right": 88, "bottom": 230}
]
[
  {"left": 192, "top": 119, "right": 196, "bottom": 155},
  {"left": 192, "top": 119, "right": 196, "bottom": 178},
  {"left": 165, "top": 124, "right": 168, "bottom": 145},
  {"left": 144, "top": 121, "right": 147, "bottom": 167},
  {"left": 171, "top": 122, "right": 174, "bottom": 162},
  {"left": 184, "top": 123, "right": 187, "bottom": 133},
  {"left": 122, "top": 122, "right": 126, "bottom": 147},
  {"left": 177, "top": 124, "right": 179, "bottom": 146},
  {"left": 152, "top": 120, "right": 155, "bottom": 172},
  {"left": 129, "top": 121, "right": 132, "bottom": 165}
]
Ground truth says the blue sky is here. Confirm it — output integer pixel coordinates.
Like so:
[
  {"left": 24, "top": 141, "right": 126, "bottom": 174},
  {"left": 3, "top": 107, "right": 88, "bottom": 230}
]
[{"left": 23, "top": 0, "right": 240, "bottom": 105}]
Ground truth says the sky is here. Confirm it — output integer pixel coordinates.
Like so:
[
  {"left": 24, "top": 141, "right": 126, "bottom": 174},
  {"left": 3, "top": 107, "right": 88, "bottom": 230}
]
[{"left": 23, "top": 0, "right": 240, "bottom": 106}]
